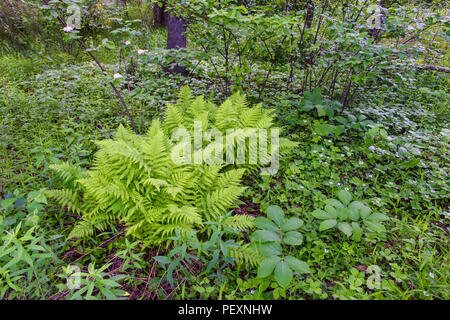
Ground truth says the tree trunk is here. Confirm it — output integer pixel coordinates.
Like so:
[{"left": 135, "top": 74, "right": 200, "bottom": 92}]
[
  {"left": 305, "top": 0, "right": 314, "bottom": 29},
  {"left": 153, "top": 2, "right": 167, "bottom": 26},
  {"left": 166, "top": 3, "right": 187, "bottom": 76}
]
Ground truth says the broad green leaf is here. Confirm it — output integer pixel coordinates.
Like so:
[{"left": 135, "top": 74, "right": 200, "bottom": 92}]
[
  {"left": 334, "top": 125, "right": 345, "bottom": 136},
  {"left": 398, "top": 159, "right": 420, "bottom": 169},
  {"left": 274, "top": 261, "right": 292, "bottom": 288},
  {"left": 283, "top": 231, "right": 303, "bottom": 246},
  {"left": 319, "top": 219, "right": 337, "bottom": 231},
  {"left": 324, "top": 199, "right": 344, "bottom": 208},
  {"left": 349, "top": 201, "right": 371, "bottom": 218},
  {"left": 324, "top": 205, "right": 338, "bottom": 218},
  {"left": 285, "top": 256, "right": 311, "bottom": 274},
  {"left": 267, "top": 205, "right": 285, "bottom": 226},
  {"left": 337, "top": 222, "right": 352, "bottom": 237},
  {"left": 258, "top": 257, "right": 281, "bottom": 278},
  {"left": 336, "top": 207, "right": 349, "bottom": 220},
  {"left": 365, "top": 212, "right": 389, "bottom": 222},
  {"left": 281, "top": 218, "right": 303, "bottom": 231},
  {"left": 314, "top": 124, "right": 336, "bottom": 136},
  {"left": 250, "top": 230, "right": 281, "bottom": 243},
  {"left": 337, "top": 190, "right": 352, "bottom": 206},
  {"left": 257, "top": 243, "right": 282, "bottom": 257},
  {"left": 352, "top": 222, "right": 362, "bottom": 241},
  {"left": 363, "top": 220, "right": 386, "bottom": 233},
  {"left": 1, "top": 198, "right": 16, "bottom": 209},
  {"left": 316, "top": 104, "right": 326, "bottom": 117},
  {"left": 348, "top": 208, "right": 360, "bottom": 221},
  {"left": 311, "top": 209, "right": 333, "bottom": 220},
  {"left": 254, "top": 217, "right": 279, "bottom": 232}
]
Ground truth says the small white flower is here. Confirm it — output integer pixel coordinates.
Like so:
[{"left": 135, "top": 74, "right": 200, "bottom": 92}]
[
  {"left": 368, "top": 174, "right": 373, "bottom": 178},
  {"left": 63, "top": 26, "right": 73, "bottom": 32},
  {"left": 429, "top": 272, "right": 435, "bottom": 279},
  {"left": 423, "top": 291, "right": 430, "bottom": 297},
  {"left": 369, "top": 145, "right": 376, "bottom": 152},
  {"left": 337, "top": 183, "right": 342, "bottom": 186},
  {"left": 324, "top": 249, "right": 329, "bottom": 253},
  {"left": 329, "top": 181, "right": 334, "bottom": 185},
  {"left": 359, "top": 160, "right": 364, "bottom": 165},
  {"left": 341, "top": 154, "right": 345, "bottom": 157},
  {"left": 113, "top": 73, "right": 123, "bottom": 79},
  {"left": 345, "top": 187, "right": 349, "bottom": 191},
  {"left": 363, "top": 184, "right": 366, "bottom": 187},
  {"left": 125, "top": 41, "right": 131, "bottom": 46},
  {"left": 137, "top": 49, "right": 147, "bottom": 55}
]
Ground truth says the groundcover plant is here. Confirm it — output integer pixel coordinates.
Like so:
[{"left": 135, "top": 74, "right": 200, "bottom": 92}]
[{"left": 0, "top": 0, "right": 448, "bottom": 301}]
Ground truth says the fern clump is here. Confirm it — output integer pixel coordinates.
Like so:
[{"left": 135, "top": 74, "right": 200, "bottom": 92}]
[{"left": 47, "top": 87, "right": 297, "bottom": 248}]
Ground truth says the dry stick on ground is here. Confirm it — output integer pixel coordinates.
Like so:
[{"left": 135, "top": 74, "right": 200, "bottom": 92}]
[
  {"left": 418, "top": 65, "right": 450, "bottom": 74},
  {"left": 41, "top": 0, "right": 138, "bottom": 134}
]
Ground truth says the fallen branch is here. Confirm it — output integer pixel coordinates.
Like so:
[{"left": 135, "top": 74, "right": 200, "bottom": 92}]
[{"left": 417, "top": 65, "right": 450, "bottom": 74}]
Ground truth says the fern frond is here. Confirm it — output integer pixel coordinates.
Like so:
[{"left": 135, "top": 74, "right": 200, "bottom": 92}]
[
  {"left": 223, "top": 214, "right": 255, "bottom": 231},
  {"left": 229, "top": 244, "right": 262, "bottom": 267},
  {"left": 45, "top": 189, "right": 81, "bottom": 213}
]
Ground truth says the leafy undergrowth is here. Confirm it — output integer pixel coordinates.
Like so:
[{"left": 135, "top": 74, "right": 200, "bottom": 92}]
[{"left": 1, "top": 50, "right": 448, "bottom": 300}]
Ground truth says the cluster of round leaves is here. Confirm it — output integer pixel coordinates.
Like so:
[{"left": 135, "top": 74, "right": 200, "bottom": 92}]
[
  {"left": 311, "top": 190, "right": 389, "bottom": 241},
  {"left": 250, "top": 205, "right": 311, "bottom": 288}
]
